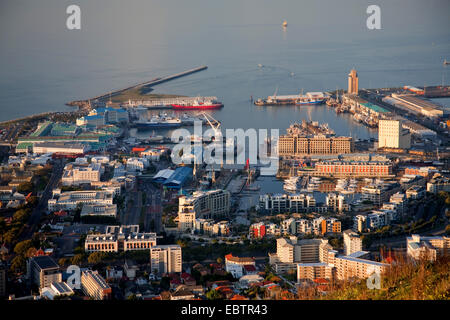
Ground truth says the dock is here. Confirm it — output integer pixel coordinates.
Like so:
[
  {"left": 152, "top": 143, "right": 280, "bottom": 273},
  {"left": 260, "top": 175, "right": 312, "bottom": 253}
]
[{"left": 67, "top": 65, "right": 208, "bottom": 108}]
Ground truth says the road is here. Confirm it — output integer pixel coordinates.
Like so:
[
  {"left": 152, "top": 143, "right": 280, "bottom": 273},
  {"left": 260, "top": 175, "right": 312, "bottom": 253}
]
[{"left": 19, "top": 159, "right": 65, "bottom": 241}]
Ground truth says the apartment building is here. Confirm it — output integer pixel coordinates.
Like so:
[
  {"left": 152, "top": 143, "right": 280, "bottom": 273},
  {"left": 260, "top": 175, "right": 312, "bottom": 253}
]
[
  {"left": 270, "top": 237, "right": 330, "bottom": 273},
  {"left": 258, "top": 193, "right": 318, "bottom": 214},
  {"left": 426, "top": 174, "right": 450, "bottom": 194},
  {"left": 178, "top": 190, "right": 230, "bottom": 231},
  {"left": 85, "top": 225, "right": 157, "bottom": 253},
  {"left": 297, "top": 263, "right": 334, "bottom": 281},
  {"left": 333, "top": 255, "right": 389, "bottom": 280},
  {"left": 326, "top": 193, "right": 349, "bottom": 212},
  {"left": 407, "top": 234, "right": 450, "bottom": 261},
  {"left": 194, "top": 219, "right": 230, "bottom": 236},
  {"left": 343, "top": 230, "right": 363, "bottom": 256},
  {"left": 150, "top": 245, "right": 182, "bottom": 275},
  {"left": 27, "top": 256, "right": 62, "bottom": 289},
  {"left": 81, "top": 270, "right": 112, "bottom": 300}
]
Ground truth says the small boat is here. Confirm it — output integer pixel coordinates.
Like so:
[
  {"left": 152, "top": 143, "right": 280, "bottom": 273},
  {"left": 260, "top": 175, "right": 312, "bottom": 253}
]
[
  {"left": 444, "top": 59, "right": 450, "bottom": 66},
  {"left": 282, "top": 20, "right": 288, "bottom": 28}
]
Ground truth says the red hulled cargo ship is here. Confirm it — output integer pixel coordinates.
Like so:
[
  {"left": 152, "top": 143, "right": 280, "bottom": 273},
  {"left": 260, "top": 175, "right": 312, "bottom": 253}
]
[{"left": 171, "top": 97, "right": 223, "bottom": 110}]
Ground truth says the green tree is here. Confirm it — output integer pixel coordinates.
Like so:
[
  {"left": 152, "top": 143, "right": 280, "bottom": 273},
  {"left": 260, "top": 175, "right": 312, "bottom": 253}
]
[{"left": 206, "top": 289, "right": 223, "bottom": 300}]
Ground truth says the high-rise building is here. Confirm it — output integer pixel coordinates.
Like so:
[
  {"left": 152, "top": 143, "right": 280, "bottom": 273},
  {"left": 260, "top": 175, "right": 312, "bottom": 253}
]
[
  {"left": 378, "top": 120, "right": 411, "bottom": 149},
  {"left": 348, "top": 69, "right": 359, "bottom": 95},
  {"left": 27, "top": 256, "right": 62, "bottom": 289},
  {"left": 343, "top": 229, "right": 363, "bottom": 256},
  {"left": 81, "top": 270, "right": 112, "bottom": 300},
  {"left": 150, "top": 245, "right": 182, "bottom": 275}
]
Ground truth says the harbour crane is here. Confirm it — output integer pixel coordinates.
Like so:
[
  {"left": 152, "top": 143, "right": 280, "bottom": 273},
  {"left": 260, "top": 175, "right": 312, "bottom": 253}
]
[{"left": 201, "top": 112, "right": 222, "bottom": 138}]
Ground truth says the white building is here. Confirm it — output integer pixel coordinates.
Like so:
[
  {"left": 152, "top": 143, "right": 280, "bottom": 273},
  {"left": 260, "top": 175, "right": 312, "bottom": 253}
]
[
  {"left": 80, "top": 204, "right": 117, "bottom": 218},
  {"left": 225, "top": 254, "right": 256, "bottom": 278},
  {"left": 427, "top": 174, "right": 450, "bottom": 194},
  {"left": 178, "top": 190, "right": 231, "bottom": 232},
  {"left": 84, "top": 225, "right": 157, "bottom": 253},
  {"left": 378, "top": 120, "right": 411, "bottom": 149},
  {"left": 126, "top": 157, "right": 148, "bottom": 172},
  {"left": 33, "top": 142, "right": 88, "bottom": 155},
  {"left": 61, "top": 163, "right": 103, "bottom": 186},
  {"left": 343, "top": 229, "right": 362, "bottom": 256},
  {"left": 150, "top": 245, "right": 182, "bottom": 275},
  {"left": 48, "top": 189, "right": 114, "bottom": 212},
  {"left": 407, "top": 234, "right": 450, "bottom": 261}
]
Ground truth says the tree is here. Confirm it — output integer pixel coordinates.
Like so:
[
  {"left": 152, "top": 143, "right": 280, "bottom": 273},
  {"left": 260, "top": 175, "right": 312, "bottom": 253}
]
[
  {"left": 14, "top": 240, "right": 33, "bottom": 256},
  {"left": 216, "top": 257, "right": 223, "bottom": 264},
  {"left": 13, "top": 209, "right": 30, "bottom": 223},
  {"left": 59, "top": 257, "right": 69, "bottom": 267},
  {"left": 71, "top": 253, "right": 84, "bottom": 265},
  {"left": 88, "top": 252, "right": 106, "bottom": 264},
  {"left": 25, "top": 247, "right": 37, "bottom": 258},
  {"left": 206, "top": 289, "right": 223, "bottom": 300},
  {"left": 10, "top": 255, "right": 26, "bottom": 273},
  {"left": 17, "top": 182, "right": 33, "bottom": 194}
]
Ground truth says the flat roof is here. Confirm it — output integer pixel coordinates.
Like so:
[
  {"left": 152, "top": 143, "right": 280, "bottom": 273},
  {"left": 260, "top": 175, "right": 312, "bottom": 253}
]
[{"left": 31, "top": 256, "right": 59, "bottom": 270}]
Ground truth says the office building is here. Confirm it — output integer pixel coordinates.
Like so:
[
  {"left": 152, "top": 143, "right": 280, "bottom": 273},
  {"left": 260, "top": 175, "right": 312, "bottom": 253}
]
[
  {"left": 27, "top": 256, "right": 62, "bottom": 289},
  {"left": 61, "top": 163, "right": 102, "bottom": 186},
  {"left": 81, "top": 270, "right": 111, "bottom": 300},
  {"left": 48, "top": 189, "right": 114, "bottom": 212},
  {"left": 80, "top": 203, "right": 117, "bottom": 218},
  {"left": 33, "top": 142, "right": 88, "bottom": 155},
  {"left": 348, "top": 69, "right": 359, "bottom": 95},
  {"left": 378, "top": 120, "right": 411, "bottom": 149},
  {"left": 150, "top": 245, "right": 182, "bottom": 275},
  {"left": 40, "top": 282, "right": 74, "bottom": 300},
  {"left": 343, "top": 230, "right": 363, "bottom": 256},
  {"left": 85, "top": 225, "right": 157, "bottom": 253}
]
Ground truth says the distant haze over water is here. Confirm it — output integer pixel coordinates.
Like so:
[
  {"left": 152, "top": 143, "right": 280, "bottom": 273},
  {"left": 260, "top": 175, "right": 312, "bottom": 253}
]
[{"left": 1, "top": 0, "right": 449, "bottom": 139}]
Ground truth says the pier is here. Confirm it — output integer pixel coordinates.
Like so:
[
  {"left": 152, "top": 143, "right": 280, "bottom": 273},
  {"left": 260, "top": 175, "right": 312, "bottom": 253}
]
[{"left": 67, "top": 65, "right": 208, "bottom": 108}]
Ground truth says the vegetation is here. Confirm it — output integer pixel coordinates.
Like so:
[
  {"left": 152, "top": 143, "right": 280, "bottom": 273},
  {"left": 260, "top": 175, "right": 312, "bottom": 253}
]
[{"left": 323, "top": 256, "right": 450, "bottom": 300}]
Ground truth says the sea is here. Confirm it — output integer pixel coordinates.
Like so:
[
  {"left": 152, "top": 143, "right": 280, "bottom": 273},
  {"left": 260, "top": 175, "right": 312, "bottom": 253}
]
[{"left": 1, "top": 0, "right": 449, "bottom": 141}]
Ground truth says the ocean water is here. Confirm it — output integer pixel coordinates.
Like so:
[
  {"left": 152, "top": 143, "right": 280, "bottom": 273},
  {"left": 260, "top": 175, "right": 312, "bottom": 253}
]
[{"left": 1, "top": 0, "right": 449, "bottom": 139}]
